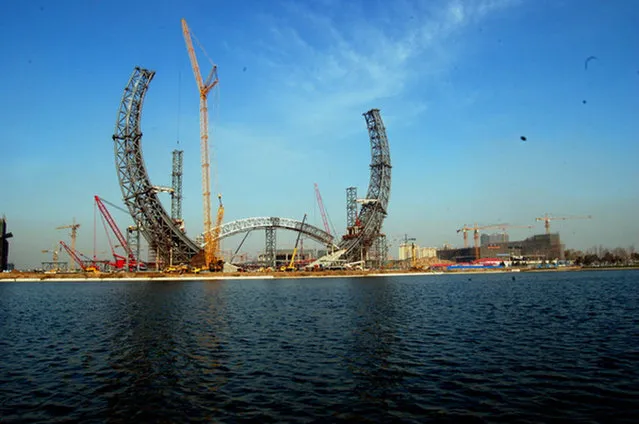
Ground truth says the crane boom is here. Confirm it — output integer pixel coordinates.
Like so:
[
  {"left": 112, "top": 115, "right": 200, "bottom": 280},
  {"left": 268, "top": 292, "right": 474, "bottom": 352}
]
[
  {"left": 283, "top": 214, "right": 307, "bottom": 271},
  {"left": 536, "top": 214, "right": 592, "bottom": 234},
  {"left": 56, "top": 218, "right": 80, "bottom": 269},
  {"left": 59, "top": 241, "right": 86, "bottom": 270},
  {"left": 314, "top": 183, "right": 331, "bottom": 236},
  {"left": 181, "top": 18, "right": 220, "bottom": 269},
  {"left": 95, "top": 195, "right": 134, "bottom": 261},
  {"left": 457, "top": 223, "right": 509, "bottom": 248},
  {"left": 210, "top": 194, "right": 224, "bottom": 271}
]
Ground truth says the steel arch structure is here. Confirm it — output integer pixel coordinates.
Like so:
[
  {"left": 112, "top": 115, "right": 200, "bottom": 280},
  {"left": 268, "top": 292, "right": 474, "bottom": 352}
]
[
  {"left": 215, "top": 217, "right": 336, "bottom": 247},
  {"left": 113, "top": 67, "right": 201, "bottom": 265},
  {"left": 338, "top": 109, "right": 392, "bottom": 261}
]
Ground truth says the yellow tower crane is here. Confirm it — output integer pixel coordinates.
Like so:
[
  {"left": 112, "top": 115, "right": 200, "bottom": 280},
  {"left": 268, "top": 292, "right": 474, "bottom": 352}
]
[
  {"left": 42, "top": 244, "right": 60, "bottom": 271},
  {"left": 181, "top": 18, "right": 223, "bottom": 270},
  {"left": 210, "top": 194, "right": 225, "bottom": 271},
  {"left": 535, "top": 214, "right": 592, "bottom": 235},
  {"left": 457, "top": 223, "right": 509, "bottom": 260},
  {"left": 56, "top": 218, "right": 80, "bottom": 271}
]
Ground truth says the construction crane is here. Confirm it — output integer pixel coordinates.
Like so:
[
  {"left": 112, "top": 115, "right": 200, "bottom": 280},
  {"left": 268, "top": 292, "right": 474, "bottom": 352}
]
[
  {"left": 314, "top": 183, "right": 332, "bottom": 236},
  {"left": 209, "top": 194, "right": 225, "bottom": 271},
  {"left": 181, "top": 18, "right": 221, "bottom": 270},
  {"left": 229, "top": 230, "right": 252, "bottom": 264},
  {"left": 59, "top": 241, "right": 98, "bottom": 272},
  {"left": 281, "top": 214, "right": 307, "bottom": 271},
  {"left": 495, "top": 224, "right": 533, "bottom": 236},
  {"left": 42, "top": 246, "right": 59, "bottom": 263},
  {"left": 56, "top": 218, "right": 80, "bottom": 271},
  {"left": 457, "top": 223, "right": 509, "bottom": 259},
  {"left": 399, "top": 234, "right": 417, "bottom": 268},
  {"left": 41, "top": 244, "right": 61, "bottom": 271},
  {"left": 457, "top": 223, "right": 508, "bottom": 248},
  {"left": 535, "top": 214, "right": 592, "bottom": 234},
  {"left": 94, "top": 195, "right": 142, "bottom": 271}
]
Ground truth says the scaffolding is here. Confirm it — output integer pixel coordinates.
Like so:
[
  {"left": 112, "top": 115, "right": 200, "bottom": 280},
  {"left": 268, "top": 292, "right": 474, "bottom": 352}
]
[
  {"left": 265, "top": 227, "right": 276, "bottom": 268},
  {"left": 346, "top": 187, "right": 357, "bottom": 228},
  {"left": 126, "top": 225, "right": 142, "bottom": 271},
  {"left": 372, "top": 234, "right": 388, "bottom": 269},
  {"left": 171, "top": 150, "right": 184, "bottom": 222}
]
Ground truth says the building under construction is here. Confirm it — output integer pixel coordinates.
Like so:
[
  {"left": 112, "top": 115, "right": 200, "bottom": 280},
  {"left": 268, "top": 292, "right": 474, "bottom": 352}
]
[
  {"left": 438, "top": 233, "right": 564, "bottom": 263},
  {"left": 1, "top": 216, "right": 13, "bottom": 271}
]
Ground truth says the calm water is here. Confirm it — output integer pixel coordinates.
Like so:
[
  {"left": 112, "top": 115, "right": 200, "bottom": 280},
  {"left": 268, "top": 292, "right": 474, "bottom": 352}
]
[{"left": 1, "top": 270, "right": 638, "bottom": 423}]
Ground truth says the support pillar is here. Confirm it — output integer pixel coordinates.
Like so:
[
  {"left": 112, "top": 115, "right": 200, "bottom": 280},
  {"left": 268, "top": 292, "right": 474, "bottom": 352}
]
[{"left": 265, "top": 227, "right": 276, "bottom": 269}]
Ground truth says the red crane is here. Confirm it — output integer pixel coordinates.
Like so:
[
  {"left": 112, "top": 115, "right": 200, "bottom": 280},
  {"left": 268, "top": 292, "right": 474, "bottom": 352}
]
[
  {"left": 94, "top": 195, "right": 142, "bottom": 270},
  {"left": 314, "top": 183, "right": 331, "bottom": 236},
  {"left": 59, "top": 241, "right": 98, "bottom": 272}
]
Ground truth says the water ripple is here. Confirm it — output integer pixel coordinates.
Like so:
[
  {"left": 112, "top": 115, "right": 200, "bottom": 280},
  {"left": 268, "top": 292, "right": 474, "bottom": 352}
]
[{"left": 1, "top": 271, "right": 638, "bottom": 422}]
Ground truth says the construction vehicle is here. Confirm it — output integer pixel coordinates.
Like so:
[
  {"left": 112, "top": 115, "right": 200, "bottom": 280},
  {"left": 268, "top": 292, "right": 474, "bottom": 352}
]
[
  {"left": 165, "top": 264, "right": 189, "bottom": 274},
  {"left": 182, "top": 18, "right": 222, "bottom": 271},
  {"left": 535, "top": 214, "right": 592, "bottom": 234},
  {"left": 59, "top": 241, "right": 99, "bottom": 273},
  {"left": 314, "top": 183, "right": 334, "bottom": 236},
  {"left": 281, "top": 214, "right": 307, "bottom": 271},
  {"left": 94, "top": 195, "right": 144, "bottom": 271}
]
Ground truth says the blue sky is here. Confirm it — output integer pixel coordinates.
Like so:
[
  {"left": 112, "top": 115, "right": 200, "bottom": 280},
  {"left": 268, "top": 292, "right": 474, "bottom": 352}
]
[{"left": 1, "top": 0, "right": 638, "bottom": 268}]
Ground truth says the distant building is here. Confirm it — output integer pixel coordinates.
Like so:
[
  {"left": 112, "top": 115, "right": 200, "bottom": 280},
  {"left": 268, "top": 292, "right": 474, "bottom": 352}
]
[
  {"left": 481, "top": 232, "right": 509, "bottom": 246},
  {"left": 399, "top": 243, "right": 412, "bottom": 260},
  {"left": 399, "top": 244, "right": 437, "bottom": 260},
  {"left": 438, "top": 233, "right": 564, "bottom": 263},
  {"left": 418, "top": 247, "right": 437, "bottom": 258}
]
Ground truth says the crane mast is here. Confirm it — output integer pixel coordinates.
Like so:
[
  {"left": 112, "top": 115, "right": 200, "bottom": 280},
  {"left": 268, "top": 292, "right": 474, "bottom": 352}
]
[
  {"left": 56, "top": 218, "right": 80, "bottom": 271},
  {"left": 181, "top": 18, "right": 220, "bottom": 269}
]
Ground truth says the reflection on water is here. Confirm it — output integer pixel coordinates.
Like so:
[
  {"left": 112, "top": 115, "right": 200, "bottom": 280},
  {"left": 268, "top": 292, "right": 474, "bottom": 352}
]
[{"left": 1, "top": 271, "right": 638, "bottom": 422}]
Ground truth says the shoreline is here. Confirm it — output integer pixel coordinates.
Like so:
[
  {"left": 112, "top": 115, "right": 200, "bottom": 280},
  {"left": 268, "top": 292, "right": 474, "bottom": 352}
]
[{"left": 1, "top": 266, "right": 636, "bottom": 282}]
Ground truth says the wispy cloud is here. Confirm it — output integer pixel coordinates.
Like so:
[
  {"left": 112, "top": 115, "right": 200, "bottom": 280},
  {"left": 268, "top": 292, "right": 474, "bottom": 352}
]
[{"left": 244, "top": 0, "right": 517, "bottom": 142}]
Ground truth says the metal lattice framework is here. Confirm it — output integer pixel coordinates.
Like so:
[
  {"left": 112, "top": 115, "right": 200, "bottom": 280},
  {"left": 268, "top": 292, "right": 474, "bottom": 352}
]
[
  {"left": 264, "top": 227, "right": 276, "bottom": 268},
  {"left": 215, "top": 217, "right": 335, "bottom": 247},
  {"left": 346, "top": 187, "right": 357, "bottom": 228},
  {"left": 171, "top": 150, "right": 183, "bottom": 220},
  {"left": 113, "top": 67, "right": 201, "bottom": 265},
  {"left": 339, "top": 109, "right": 392, "bottom": 261}
]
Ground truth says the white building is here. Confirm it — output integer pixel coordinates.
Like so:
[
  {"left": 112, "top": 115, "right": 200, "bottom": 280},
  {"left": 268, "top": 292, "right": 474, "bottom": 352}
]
[{"left": 399, "top": 244, "right": 437, "bottom": 260}]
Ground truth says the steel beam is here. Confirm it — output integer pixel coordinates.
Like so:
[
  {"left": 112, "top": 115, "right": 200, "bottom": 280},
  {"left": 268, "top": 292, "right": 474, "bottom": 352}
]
[
  {"left": 215, "top": 217, "right": 335, "bottom": 248},
  {"left": 338, "top": 109, "right": 392, "bottom": 261},
  {"left": 264, "top": 227, "right": 276, "bottom": 268},
  {"left": 346, "top": 187, "right": 357, "bottom": 228},
  {"left": 171, "top": 150, "right": 183, "bottom": 221},
  {"left": 112, "top": 67, "right": 201, "bottom": 266}
]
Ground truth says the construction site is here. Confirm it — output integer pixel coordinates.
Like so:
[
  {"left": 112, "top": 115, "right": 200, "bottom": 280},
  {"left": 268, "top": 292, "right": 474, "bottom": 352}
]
[{"left": 1, "top": 20, "right": 592, "bottom": 276}]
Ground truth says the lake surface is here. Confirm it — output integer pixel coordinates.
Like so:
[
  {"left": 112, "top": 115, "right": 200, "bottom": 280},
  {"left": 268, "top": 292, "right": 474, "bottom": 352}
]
[{"left": 1, "top": 270, "right": 638, "bottom": 423}]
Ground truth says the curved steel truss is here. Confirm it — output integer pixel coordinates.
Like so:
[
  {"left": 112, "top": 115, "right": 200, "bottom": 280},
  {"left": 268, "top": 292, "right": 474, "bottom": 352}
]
[
  {"left": 338, "top": 109, "right": 392, "bottom": 261},
  {"left": 113, "top": 67, "right": 201, "bottom": 265},
  {"left": 216, "top": 217, "right": 335, "bottom": 247}
]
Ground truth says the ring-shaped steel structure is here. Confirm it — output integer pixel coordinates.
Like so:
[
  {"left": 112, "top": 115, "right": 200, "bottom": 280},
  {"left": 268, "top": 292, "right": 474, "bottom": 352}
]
[
  {"left": 216, "top": 217, "right": 335, "bottom": 247},
  {"left": 113, "top": 67, "right": 201, "bottom": 265},
  {"left": 113, "top": 70, "right": 388, "bottom": 265},
  {"left": 338, "top": 109, "right": 392, "bottom": 261}
]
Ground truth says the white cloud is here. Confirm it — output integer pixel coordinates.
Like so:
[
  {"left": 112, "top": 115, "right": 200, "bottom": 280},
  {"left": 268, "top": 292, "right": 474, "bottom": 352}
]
[{"left": 246, "top": 0, "right": 516, "bottom": 142}]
